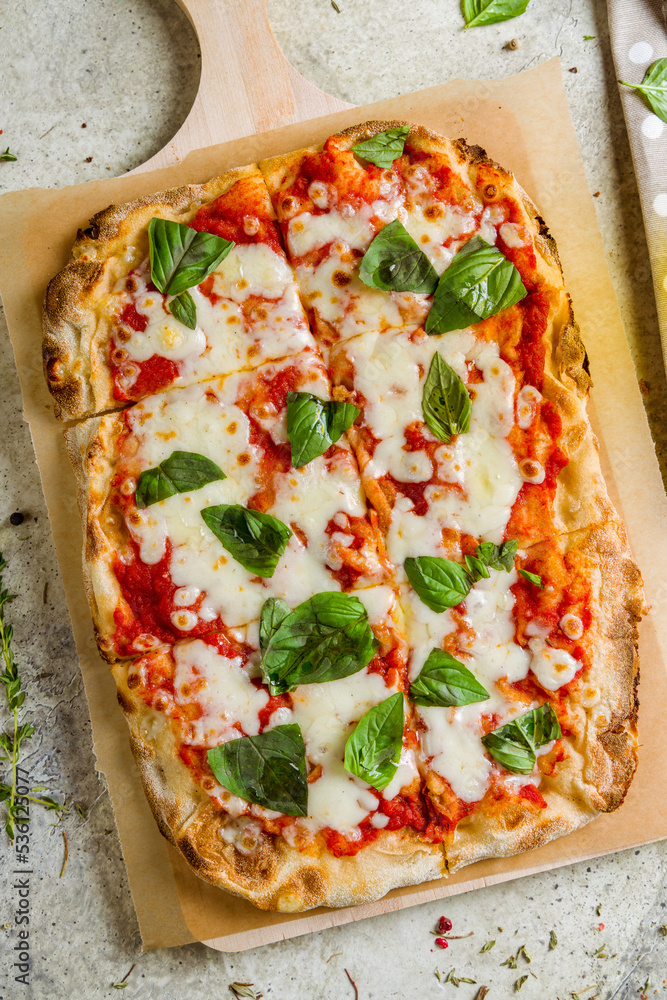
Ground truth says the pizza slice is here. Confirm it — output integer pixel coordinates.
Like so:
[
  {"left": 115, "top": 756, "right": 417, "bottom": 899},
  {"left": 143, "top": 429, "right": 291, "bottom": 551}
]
[
  {"left": 406, "top": 519, "right": 644, "bottom": 872},
  {"left": 111, "top": 584, "right": 449, "bottom": 910},
  {"left": 66, "top": 352, "right": 392, "bottom": 660},
  {"left": 327, "top": 321, "right": 614, "bottom": 567},
  {"left": 259, "top": 122, "right": 565, "bottom": 352},
  {"left": 43, "top": 166, "right": 317, "bottom": 419}
]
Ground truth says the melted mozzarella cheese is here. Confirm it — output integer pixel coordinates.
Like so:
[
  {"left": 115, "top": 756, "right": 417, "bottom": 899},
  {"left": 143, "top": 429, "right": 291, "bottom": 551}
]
[
  {"left": 173, "top": 640, "right": 268, "bottom": 747},
  {"left": 528, "top": 638, "right": 580, "bottom": 690}
]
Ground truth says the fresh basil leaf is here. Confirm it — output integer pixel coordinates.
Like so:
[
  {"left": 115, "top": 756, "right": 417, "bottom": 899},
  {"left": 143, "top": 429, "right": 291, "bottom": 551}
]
[
  {"left": 466, "top": 559, "right": 482, "bottom": 583},
  {"left": 482, "top": 703, "right": 561, "bottom": 774},
  {"left": 621, "top": 58, "right": 667, "bottom": 124},
  {"left": 462, "top": 0, "right": 530, "bottom": 28},
  {"left": 259, "top": 598, "right": 291, "bottom": 655},
  {"left": 344, "top": 692, "right": 404, "bottom": 791},
  {"left": 135, "top": 451, "right": 226, "bottom": 508},
  {"left": 405, "top": 556, "right": 472, "bottom": 612},
  {"left": 351, "top": 125, "right": 411, "bottom": 169},
  {"left": 168, "top": 290, "right": 197, "bottom": 329},
  {"left": 286, "top": 392, "right": 360, "bottom": 468},
  {"left": 409, "top": 649, "right": 490, "bottom": 707},
  {"left": 425, "top": 236, "right": 527, "bottom": 335},
  {"left": 464, "top": 553, "right": 490, "bottom": 582},
  {"left": 476, "top": 539, "right": 519, "bottom": 573},
  {"left": 0, "top": 147, "right": 17, "bottom": 162},
  {"left": 261, "top": 592, "right": 378, "bottom": 695},
  {"left": 201, "top": 505, "right": 291, "bottom": 578},
  {"left": 207, "top": 724, "right": 307, "bottom": 816},
  {"left": 148, "top": 218, "right": 234, "bottom": 296},
  {"left": 481, "top": 727, "right": 535, "bottom": 774},
  {"left": 422, "top": 351, "right": 471, "bottom": 443},
  {"left": 519, "top": 568, "right": 543, "bottom": 588},
  {"left": 359, "top": 219, "right": 439, "bottom": 293}
]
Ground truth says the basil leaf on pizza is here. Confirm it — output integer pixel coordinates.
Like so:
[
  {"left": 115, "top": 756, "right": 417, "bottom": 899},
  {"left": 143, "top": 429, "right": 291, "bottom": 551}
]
[
  {"left": 482, "top": 704, "right": 561, "bottom": 775},
  {"left": 476, "top": 539, "right": 518, "bottom": 573},
  {"left": 201, "top": 505, "right": 292, "bottom": 577},
  {"left": 148, "top": 218, "right": 234, "bottom": 296},
  {"left": 135, "top": 451, "right": 226, "bottom": 508},
  {"left": 425, "top": 236, "right": 527, "bottom": 335},
  {"left": 259, "top": 597, "right": 291, "bottom": 655},
  {"left": 0, "top": 147, "right": 17, "bottom": 162},
  {"left": 405, "top": 556, "right": 472, "bottom": 612},
  {"left": 261, "top": 592, "right": 378, "bottom": 695},
  {"left": 359, "top": 219, "right": 439, "bottom": 293},
  {"left": 286, "top": 392, "right": 360, "bottom": 468},
  {"left": 351, "top": 125, "right": 410, "bottom": 169},
  {"left": 410, "top": 649, "right": 490, "bottom": 707},
  {"left": 462, "top": 0, "right": 530, "bottom": 28},
  {"left": 422, "top": 351, "right": 472, "bottom": 443},
  {"left": 168, "top": 289, "right": 197, "bottom": 329},
  {"left": 466, "top": 539, "right": 519, "bottom": 581},
  {"left": 621, "top": 58, "right": 667, "bottom": 124},
  {"left": 519, "top": 568, "right": 544, "bottom": 588},
  {"left": 344, "top": 693, "right": 404, "bottom": 791},
  {"left": 207, "top": 724, "right": 308, "bottom": 816}
]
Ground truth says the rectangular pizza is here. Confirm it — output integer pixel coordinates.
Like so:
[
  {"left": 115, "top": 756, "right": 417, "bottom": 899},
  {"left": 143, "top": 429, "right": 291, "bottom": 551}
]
[{"left": 43, "top": 121, "right": 646, "bottom": 911}]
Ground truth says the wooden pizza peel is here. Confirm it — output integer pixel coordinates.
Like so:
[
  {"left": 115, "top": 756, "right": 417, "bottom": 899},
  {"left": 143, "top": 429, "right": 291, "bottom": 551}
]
[{"left": 1, "top": 0, "right": 667, "bottom": 953}]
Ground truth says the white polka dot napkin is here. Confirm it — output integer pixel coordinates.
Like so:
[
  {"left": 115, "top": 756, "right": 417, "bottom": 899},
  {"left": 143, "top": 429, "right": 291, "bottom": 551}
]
[{"left": 607, "top": 0, "right": 667, "bottom": 362}]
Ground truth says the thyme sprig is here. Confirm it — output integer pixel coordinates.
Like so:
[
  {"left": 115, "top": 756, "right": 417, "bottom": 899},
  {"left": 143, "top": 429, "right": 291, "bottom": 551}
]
[{"left": 0, "top": 551, "right": 64, "bottom": 839}]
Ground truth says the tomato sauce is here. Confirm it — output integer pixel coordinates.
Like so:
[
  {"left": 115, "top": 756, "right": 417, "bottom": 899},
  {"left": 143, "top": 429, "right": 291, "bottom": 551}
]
[{"left": 191, "top": 174, "right": 284, "bottom": 255}]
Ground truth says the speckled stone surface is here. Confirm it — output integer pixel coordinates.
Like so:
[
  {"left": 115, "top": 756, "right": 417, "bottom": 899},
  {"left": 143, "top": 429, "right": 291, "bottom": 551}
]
[{"left": 1, "top": 1, "right": 666, "bottom": 997}]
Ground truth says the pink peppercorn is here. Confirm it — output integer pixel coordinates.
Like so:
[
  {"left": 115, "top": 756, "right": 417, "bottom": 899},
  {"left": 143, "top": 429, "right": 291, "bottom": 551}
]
[
  {"left": 434, "top": 937, "right": 449, "bottom": 949},
  {"left": 438, "top": 916, "right": 453, "bottom": 933}
]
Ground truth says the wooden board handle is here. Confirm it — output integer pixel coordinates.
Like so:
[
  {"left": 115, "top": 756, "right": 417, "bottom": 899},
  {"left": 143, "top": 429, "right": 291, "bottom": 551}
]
[{"left": 133, "top": 0, "right": 352, "bottom": 172}]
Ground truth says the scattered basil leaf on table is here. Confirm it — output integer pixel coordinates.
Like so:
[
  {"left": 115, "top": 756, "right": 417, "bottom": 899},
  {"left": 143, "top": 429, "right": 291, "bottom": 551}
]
[
  {"left": 621, "top": 58, "right": 667, "bottom": 124},
  {"left": 135, "top": 451, "right": 226, "bottom": 508},
  {"left": 410, "top": 649, "right": 490, "bottom": 707},
  {"left": 482, "top": 703, "right": 561, "bottom": 774},
  {"left": 422, "top": 352, "right": 471, "bottom": 443},
  {"left": 425, "top": 235, "right": 527, "bottom": 335},
  {"left": 260, "top": 592, "right": 378, "bottom": 695},
  {"left": 0, "top": 147, "right": 17, "bottom": 162},
  {"left": 344, "top": 692, "right": 405, "bottom": 791},
  {"left": 259, "top": 597, "right": 291, "bottom": 655},
  {"left": 201, "top": 505, "right": 292, "bottom": 577},
  {"left": 168, "top": 289, "right": 197, "bottom": 329},
  {"left": 359, "top": 219, "right": 439, "bottom": 293},
  {"left": 404, "top": 556, "right": 472, "bottom": 612},
  {"left": 286, "top": 392, "right": 360, "bottom": 468},
  {"left": 519, "top": 568, "right": 543, "bottom": 588},
  {"left": 207, "top": 724, "right": 308, "bottom": 816},
  {"left": 461, "top": 0, "right": 530, "bottom": 29},
  {"left": 147, "top": 216, "right": 234, "bottom": 335},
  {"left": 351, "top": 125, "right": 411, "bottom": 169}
]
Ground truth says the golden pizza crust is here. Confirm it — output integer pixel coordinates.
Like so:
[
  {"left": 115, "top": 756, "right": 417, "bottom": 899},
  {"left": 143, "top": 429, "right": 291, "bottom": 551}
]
[{"left": 43, "top": 165, "right": 263, "bottom": 420}]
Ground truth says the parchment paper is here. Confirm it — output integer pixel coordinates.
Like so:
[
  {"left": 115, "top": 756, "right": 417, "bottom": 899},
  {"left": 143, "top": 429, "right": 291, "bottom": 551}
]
[{"left": 1, "top": 58, "right": 666, "bottom": 952}]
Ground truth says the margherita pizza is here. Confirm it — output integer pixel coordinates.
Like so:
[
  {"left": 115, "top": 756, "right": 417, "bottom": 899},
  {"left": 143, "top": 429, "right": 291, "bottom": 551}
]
[{"left": 43, "top": 121, "right": 646, "bottom": 912}]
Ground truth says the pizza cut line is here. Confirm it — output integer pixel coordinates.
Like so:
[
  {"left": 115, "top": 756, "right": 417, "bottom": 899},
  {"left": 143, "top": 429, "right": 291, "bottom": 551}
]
[{"left": 43, "top": 120, "right": 646, "bottom": 912}]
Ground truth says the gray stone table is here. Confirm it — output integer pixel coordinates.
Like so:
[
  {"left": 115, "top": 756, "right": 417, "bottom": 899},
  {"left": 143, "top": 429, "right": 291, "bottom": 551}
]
[{"left": 0, "top": 1, "right": 666, "bottom": 997}]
